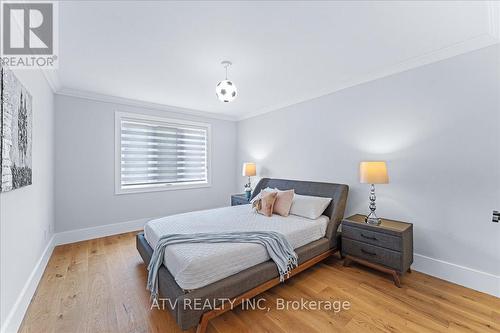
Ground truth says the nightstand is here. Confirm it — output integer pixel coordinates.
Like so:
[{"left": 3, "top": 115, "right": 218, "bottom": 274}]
[
  {"left": 231, "top": 194, "right": 250, "bottom": 206},
  {"left": 341, "top": 214, "right": 413, "bottom": 287}
]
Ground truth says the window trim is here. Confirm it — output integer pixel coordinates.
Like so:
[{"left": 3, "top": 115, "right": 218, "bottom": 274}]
[{"left": 114, "top": 111, "right": 212, "bottom": 195}]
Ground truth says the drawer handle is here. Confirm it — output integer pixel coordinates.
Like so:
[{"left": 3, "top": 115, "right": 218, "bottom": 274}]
[
  {"left": 361, "top": 249, "right": 377, "bottom": 256},
  {"left": 361, "top": 234, "right": 378, "bottom": 241}
]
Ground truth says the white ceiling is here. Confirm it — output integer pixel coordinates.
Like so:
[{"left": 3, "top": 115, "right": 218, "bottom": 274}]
[{"left": 54, "top": 1, "right": 499, "bottom": 120}]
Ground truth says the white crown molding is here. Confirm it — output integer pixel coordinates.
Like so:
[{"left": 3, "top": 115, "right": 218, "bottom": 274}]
[
  {"left": 56, "top": 88, "right": 238, "bottom": 122},
  {"left": 0, "top": 235, "right": 56, "bottom": 333},
  {"left": 41, "top": 69, "right": 61, "bottom": 92},
  {"left": 237, "top": 32, "right": 500, "bottom": 121},
  {"left": 55, "top": 27, "right": 500, "bottom": 123},
  {"left": 44, "top": 2, "right": 500, "bottom": 122}
]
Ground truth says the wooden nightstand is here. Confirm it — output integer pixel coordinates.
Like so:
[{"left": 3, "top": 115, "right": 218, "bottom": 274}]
[
  {"left": 341, "top": 214, "right": 413, "bottom": 287},
  {"left": 231, "top": 194, "right": 250, "bottom": 206}
]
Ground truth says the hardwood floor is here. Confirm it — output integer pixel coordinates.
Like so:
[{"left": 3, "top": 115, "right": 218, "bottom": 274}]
[{"left": 19, "top": 232, "right": 500, "bottom": 333}]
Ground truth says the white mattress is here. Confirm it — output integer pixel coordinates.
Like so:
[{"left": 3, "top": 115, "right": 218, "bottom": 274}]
[{"left": 144, "top": 205, "right": 329, "bottom": 290}]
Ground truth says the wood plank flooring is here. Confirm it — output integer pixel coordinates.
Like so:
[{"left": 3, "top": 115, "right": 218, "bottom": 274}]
[{"left": 19, "top": 232, "right": 500, "bottom": 333}]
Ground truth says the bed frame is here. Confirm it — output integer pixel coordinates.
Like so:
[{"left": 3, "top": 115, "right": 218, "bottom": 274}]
[{"left": 136, "top": 178, "right": 349, "bottom": 333}]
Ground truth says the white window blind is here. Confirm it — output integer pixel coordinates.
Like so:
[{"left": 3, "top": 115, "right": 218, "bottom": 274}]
[{"left": 117, "top": 113, "right": 210, "bottom": 192}]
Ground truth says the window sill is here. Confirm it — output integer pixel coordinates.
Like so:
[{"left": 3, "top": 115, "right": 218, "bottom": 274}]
[{"left": 115, "top": 182, "right": 211, "bottom": 195}]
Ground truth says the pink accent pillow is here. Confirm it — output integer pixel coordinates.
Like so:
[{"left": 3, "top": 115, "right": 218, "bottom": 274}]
[
  {"left": 257, "top": 191, "right": 277, "bottom": 217},
  {"left": 273, "top": 189, "right": 295, "bottom": 216}
]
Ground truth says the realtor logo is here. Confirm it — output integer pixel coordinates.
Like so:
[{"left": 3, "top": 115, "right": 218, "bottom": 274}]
[{"left": 1, "top": 1, "right": 58, "bottom": 68}]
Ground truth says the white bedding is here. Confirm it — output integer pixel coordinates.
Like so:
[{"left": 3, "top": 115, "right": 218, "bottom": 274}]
[{"left": 144, "top": 205, "right": 329, "bottom": 290}]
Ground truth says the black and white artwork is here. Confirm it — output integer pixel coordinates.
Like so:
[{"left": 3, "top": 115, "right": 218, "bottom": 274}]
[{"left": 0, "top": 66, "right": 33, "bottom": 192}]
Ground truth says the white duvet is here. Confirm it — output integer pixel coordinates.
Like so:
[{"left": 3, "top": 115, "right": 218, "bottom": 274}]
[{"left": 144, "top": 205, "right": 329, "bottom": 290}]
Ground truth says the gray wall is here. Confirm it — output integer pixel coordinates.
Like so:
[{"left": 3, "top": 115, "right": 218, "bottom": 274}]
[
  {"left": 54, "top": 95, "right": 238, "bottom": 232},
  {"left": 237, "top": 45, "right": 500, "bottom": 277},
  {"left": 0, "top": 70, "right": 55, "bottom": 326}
]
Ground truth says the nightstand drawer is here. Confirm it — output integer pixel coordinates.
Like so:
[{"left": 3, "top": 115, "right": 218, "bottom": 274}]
[
  {"left": 342, "top": 225, "right": 401, "bottom": 251},
  {"left": 231, "top": 197, "right": 249, "bottom": 206},
  {"left": 342, "top": 238, "right": 402, "bottom": 271}
]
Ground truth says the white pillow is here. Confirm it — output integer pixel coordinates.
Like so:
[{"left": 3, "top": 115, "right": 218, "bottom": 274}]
[{"left": 289, "top": 194, "right": 332, "bottom": 220}]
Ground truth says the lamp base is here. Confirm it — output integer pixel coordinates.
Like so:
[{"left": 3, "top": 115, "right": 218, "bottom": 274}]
[
  {"left": 365, "top": 184, "right": 381, "bottom": 225},
  {"left": 365, "top": 212, "right": 381, "bottom": 225},
  {"left": 244, "top": 189, "right": 252, "bottom": 200},
  {"left": 243, "top": 176, "right": 252, "bottom": 199}
]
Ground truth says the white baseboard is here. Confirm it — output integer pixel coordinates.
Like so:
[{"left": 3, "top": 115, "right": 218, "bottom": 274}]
[
  {"left": 54, "top": 217, "right": 148, "bottom": 245},
  {"left": 2, "top": 222, "right": 498, "bottom": 333},
  {"left": 413, "top": 253, "right": 500, "bottom": 297},
  {"left": 1, "top": 235, "right": 56, "bottom": 333},
  {"left": 1, "top": 219, "right": 148, "bottom": 333}
]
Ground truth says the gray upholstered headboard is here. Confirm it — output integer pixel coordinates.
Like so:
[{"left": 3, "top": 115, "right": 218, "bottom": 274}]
[{"left": 251, "top": 178, "right": 349, "bottom": 248}]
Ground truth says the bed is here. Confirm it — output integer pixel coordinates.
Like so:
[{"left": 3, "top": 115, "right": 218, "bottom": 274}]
[{"left": 136, "top": 178, "right": 349, "bottom": 333}]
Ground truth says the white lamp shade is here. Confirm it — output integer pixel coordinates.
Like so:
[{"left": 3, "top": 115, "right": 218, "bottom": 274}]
[
  {"left": 359, "top": 161, "right": 389, "bottom": 184},
  {"left": 242, "top": 162, "right": 256, "bottom": 177},
  {"left": 216, "top": 80, "right": 237, "bottom": 103}
]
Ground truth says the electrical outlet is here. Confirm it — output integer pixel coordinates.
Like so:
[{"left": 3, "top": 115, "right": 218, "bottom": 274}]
[{"left": 493, "top": 210, "right": 499, "bottom": 223}]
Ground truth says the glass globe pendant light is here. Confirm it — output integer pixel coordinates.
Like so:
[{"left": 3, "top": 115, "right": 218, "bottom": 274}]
[{"left": 216, "top": 60, "right": 237, "bottom": 103}]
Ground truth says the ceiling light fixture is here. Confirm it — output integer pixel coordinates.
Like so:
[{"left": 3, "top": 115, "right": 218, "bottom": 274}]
[{"left": 216, "top": 60, "right": 237, "bottom": 103}]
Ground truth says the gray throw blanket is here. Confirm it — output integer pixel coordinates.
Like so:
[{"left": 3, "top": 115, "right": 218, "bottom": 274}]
[{"left": 147, "top": 231, "right": 298, "bottom": 299}]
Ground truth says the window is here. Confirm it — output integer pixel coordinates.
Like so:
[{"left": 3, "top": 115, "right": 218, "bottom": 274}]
[{"left": 115, "top": 112, "right": 211, "bottom": 194}]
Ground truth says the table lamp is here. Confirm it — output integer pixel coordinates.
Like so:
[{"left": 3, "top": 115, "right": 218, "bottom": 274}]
[
  {"left": 242, "top": 162, "right": 256, "bottom": 199},
  {"left": 359, "top": 161, "right": 389, "bottom": 225}
]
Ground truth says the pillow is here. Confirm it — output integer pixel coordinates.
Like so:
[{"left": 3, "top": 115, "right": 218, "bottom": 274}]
[
  {"left": 255, "top": 191, "right": 277, "bottom": 217},
  {"left": 289, "top": 194, "right": 332, "bottom": 219},
  {"left": 251, "top": 188, "right": 295, "bottom": 217},
  {"left": 272, "top": 189, "right": 295, "bottom": 217},
  {"left": 250, "top": 187, "right": 277, "bottom": 204}
]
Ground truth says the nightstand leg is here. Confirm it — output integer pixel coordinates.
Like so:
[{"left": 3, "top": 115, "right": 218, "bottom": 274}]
[
  {"left": 392, "top": 271, "right": 401, "bottom": 288},
  {"left": 343, "top": 257, "right": 352, "bottom": 267}
]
